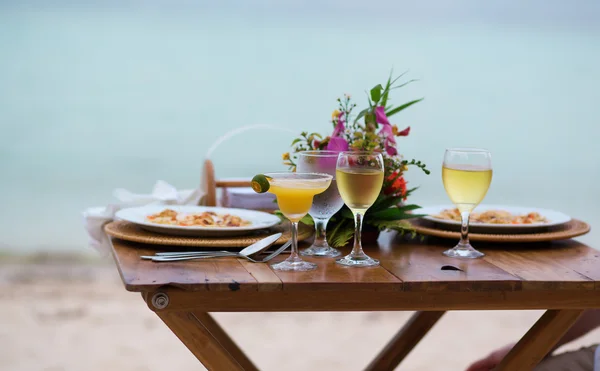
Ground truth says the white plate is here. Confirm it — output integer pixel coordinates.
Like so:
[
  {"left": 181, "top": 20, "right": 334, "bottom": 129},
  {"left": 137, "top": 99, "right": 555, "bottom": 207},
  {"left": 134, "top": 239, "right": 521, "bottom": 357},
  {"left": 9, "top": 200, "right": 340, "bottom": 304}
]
[
  {"left": 418, "top": 204, "right": 571, "bottom": 230},
  {"left": 115, "top": 205, "right": 281, "bottom": 237}
]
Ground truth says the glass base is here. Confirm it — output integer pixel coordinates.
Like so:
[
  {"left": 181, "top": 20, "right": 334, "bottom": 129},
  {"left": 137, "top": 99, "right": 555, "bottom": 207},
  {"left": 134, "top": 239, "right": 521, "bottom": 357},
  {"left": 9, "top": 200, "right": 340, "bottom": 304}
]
[
  {"left": 301, "top": 245, "right": 341, "bottom": 258},
  {"left": 336, "top": 253, "right": 380, "bottom": 267},
  {"left": 443, "top": 242, "right": 485, "bottom": 259},
  {"left": 271, "top": 257, "right": 317, "bottom": 272}
]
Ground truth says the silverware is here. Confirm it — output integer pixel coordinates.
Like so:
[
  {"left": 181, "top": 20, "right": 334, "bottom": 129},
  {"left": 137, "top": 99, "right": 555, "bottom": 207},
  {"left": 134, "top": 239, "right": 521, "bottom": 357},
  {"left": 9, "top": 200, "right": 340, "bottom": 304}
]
[
  {"left": 147, "top": 240, "right": 291, "bottom": 263},
  {"left": 154, "top": 250, "right": 232, "bottom": 256},
  {"left": 141, "top": 233, "right": 282, "bottom": 261}
]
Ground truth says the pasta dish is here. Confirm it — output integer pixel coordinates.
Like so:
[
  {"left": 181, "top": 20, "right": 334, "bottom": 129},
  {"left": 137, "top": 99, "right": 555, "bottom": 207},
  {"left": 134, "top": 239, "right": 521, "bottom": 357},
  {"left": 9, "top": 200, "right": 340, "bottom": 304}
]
[
  {"left": 433, "top": 208, "right": 549, "bottom": 225},
  {"left": 146, "top": 209, "right": 252, "bottom": 227}
]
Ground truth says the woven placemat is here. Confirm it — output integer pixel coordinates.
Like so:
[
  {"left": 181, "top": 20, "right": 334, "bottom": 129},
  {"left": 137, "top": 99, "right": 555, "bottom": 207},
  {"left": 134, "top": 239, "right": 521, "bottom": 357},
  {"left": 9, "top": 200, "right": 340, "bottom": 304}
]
[
  {"left": 105, "top": 220, "right": 313, "bottom": 248},
  {"left": 409, "top": 218, "right": 590, "bottom": 243}
]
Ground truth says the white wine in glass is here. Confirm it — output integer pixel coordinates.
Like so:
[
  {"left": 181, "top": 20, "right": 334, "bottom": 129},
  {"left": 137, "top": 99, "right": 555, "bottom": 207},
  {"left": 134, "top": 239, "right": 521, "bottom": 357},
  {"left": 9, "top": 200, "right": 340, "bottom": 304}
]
[
  {"left": 335, "top": 152, "right": 384, "bottom": 267},
  {"left": 336, "top": 168, "right": 384, "bottom": 211},
  {"left": 442, "top": 148, "right": 493, "bottom": 258}
]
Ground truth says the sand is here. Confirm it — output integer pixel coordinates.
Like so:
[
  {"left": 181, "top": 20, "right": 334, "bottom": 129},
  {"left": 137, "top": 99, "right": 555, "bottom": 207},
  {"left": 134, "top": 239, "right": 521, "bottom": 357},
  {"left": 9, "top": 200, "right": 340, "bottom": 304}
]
[{"left": 1, "top": 257, "right": 598, "bottom": 371}]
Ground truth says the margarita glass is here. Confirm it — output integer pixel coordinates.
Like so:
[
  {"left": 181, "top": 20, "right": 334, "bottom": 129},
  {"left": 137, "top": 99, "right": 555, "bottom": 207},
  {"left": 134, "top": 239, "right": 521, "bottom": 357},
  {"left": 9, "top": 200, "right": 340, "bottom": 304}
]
[{"left": 254, "top": 172, "right": 332, "bottom": 271}]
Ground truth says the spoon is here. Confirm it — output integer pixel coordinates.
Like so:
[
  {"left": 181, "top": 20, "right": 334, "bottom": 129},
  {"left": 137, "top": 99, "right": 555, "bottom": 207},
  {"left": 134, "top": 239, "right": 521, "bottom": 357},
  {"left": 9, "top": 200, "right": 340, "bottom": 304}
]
[{"left": 141, "top": 233, "right": 282, "bottom": 261}]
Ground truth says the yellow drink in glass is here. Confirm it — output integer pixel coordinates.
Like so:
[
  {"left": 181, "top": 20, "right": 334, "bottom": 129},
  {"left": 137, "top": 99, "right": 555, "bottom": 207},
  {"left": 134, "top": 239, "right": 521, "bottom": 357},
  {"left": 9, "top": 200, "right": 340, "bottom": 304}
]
[
  {"left": 269, "top": 181, "right": 330, "bottom": 222},
  {"left": 442, "top": 165, "right": 493, "bottom": 213},
  {"left": 336, "top": 168, "right": 384, "bottom": 212},
  {"left": 258, "top": 172, "right": 332, "bottom": 272}
]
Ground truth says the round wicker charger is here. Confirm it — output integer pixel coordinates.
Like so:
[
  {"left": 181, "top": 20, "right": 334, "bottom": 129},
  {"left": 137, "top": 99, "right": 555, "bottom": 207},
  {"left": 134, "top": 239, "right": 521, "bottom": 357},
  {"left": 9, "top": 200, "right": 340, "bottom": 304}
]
[
  {"left": 104, "top": 220, "right": 313, "bottom": 248},
  {"left": 409, "top": 218, "right": 590, "bottom": 243}
]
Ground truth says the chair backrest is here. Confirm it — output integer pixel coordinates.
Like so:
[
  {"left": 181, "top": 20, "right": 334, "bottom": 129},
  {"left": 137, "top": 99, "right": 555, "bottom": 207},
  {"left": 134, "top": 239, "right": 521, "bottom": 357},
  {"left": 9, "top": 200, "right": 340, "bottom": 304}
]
[{"left": 200, "top": 159, "right": 251, "bottom": 206}]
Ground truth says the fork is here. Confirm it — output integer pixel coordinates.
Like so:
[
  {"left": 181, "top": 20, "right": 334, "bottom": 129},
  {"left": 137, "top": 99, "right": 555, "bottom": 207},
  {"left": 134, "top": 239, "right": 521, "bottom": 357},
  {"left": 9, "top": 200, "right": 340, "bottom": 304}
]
[{"left": 146, "top": 241, "right": 291, "bottom": 263}]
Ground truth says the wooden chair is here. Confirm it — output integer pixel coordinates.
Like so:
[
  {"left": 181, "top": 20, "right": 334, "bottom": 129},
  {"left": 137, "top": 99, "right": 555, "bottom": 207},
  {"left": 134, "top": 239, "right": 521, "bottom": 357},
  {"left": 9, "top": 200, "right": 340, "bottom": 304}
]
[{"left": 200, "top": 159, "right": 251, "bottom": 207}]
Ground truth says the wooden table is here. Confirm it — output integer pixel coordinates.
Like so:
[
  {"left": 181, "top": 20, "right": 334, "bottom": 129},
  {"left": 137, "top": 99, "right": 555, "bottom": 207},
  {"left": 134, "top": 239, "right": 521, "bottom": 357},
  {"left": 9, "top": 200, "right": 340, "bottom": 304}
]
[{"left": 108, "top": 233, "right": 600, "bottom": 371}]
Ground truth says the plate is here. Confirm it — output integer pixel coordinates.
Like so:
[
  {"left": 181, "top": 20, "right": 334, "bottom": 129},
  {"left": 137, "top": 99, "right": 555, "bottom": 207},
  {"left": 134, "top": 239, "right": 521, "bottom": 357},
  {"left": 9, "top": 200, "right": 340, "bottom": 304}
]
[
  {"left": 114, "top": 205, "right": 281, "bottom": 237},
  {"left": 418, "top": 204, "right": 572, "bottom": 231},
  {"left": 104, "top": 220, "right": 313, "bottom": 248},
  {"left": 408, "top": 218, "right": 590, "bottom": 243}
]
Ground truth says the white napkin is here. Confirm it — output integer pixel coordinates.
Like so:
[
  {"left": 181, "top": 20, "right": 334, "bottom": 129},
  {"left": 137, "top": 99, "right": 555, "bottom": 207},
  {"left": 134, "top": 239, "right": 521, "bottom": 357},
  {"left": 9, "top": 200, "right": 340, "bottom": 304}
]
[{"left": 82, "top": 180, "right": 204, "bottom": 256}]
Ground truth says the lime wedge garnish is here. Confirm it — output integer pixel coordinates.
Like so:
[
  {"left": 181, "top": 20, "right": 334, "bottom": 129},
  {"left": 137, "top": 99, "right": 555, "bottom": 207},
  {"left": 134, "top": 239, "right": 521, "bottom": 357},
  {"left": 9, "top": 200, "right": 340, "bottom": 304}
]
[{"left": 251, "top": 174, "right": 271, "bottom": 193}]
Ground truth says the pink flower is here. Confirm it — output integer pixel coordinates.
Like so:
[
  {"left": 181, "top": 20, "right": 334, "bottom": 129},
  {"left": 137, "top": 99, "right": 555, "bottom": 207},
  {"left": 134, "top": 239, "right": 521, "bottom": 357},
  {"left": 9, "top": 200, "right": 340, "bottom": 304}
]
[
  {"left": 326, "top": 136, "right": 349, "bottom": 152},
  {"left": 374, "top": 106, "right": 390, "bottom": 126},
  {"left": 396, "top": 126, "right": 410, "bottom": 136},
  {"left": 332, "top": 112, "right": 345, "bottom": 137},
  {"left": 332, "top": 121, "right": 345, "bottom": 137},
  {"left": 378, "top": 120, "right": 398, "bottom": 156}
]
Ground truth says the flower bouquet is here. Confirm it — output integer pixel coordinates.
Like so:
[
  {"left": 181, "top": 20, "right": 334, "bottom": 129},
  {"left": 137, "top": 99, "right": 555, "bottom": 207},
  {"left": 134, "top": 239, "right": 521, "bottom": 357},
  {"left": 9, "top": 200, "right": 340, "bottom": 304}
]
[{"left": 282, "top": 71, "right": 430, "bottom": 247}]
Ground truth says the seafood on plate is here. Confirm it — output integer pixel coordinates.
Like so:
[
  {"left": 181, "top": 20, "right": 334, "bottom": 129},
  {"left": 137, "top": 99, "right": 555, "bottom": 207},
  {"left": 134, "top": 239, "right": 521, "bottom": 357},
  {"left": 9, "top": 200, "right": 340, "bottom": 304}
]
[
  {"left": 146, "top": 209, "right": 252, "bottom": 227},
  {"left": 433, "top": 208, "right": 549, "bottom": 225}
]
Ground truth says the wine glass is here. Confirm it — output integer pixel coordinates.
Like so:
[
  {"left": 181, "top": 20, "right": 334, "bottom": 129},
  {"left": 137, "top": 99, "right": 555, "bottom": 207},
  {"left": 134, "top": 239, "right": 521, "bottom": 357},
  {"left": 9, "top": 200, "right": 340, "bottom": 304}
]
[
  {"left": 296, "top": 151, "right": 345, "bottom": 258},
  {"left": 335, "top": 151, "right": 384, "bottom": 267},
  {"left": 441, "top": 148, "right": 493, "bottom": 258},
  {"left": 262, "top": 172, "right": 332, "bottom": 271}
]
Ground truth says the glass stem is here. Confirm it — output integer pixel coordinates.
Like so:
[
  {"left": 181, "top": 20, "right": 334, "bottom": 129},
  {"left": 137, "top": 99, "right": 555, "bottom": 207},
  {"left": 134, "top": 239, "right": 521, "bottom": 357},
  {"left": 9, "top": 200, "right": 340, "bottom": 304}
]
[
  {"left": 459, "top": 211, "right": 470, "bottom": 247},
  {"left": 290, "top": 221, "right": 300, "bottom": 259},
  {"left": 351, "top": 211, "right": 365, "bottom": 257},
  {"left": 313, "top": 218, "right": 329, "bottom": 247}
]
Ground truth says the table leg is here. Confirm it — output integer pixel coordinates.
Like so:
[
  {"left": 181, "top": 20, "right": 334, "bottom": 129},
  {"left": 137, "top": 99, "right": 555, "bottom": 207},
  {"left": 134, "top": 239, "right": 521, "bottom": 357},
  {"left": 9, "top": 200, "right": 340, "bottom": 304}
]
[
  {"left": 156, "top": 310, "right": 259, "bottom": 371},
  {"left": 495, "top": 309, "right": 584, "bottom": 371},
  {"left": 365, "top": 311, "right": 446, "bottom": 371}
]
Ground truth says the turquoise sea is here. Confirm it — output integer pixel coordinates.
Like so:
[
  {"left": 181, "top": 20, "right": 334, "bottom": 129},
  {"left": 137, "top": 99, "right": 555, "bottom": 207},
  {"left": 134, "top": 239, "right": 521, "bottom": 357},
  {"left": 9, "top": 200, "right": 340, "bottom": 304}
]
[{"left": 1, "top": 1, "right": 599, "bottom": 253}]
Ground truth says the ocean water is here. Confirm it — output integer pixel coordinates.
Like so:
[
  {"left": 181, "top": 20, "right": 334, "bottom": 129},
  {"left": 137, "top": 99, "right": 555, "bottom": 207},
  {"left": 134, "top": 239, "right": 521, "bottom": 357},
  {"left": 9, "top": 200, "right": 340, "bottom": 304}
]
[{"left": 1, "top": 1, "right": 599, "bottom": 253}]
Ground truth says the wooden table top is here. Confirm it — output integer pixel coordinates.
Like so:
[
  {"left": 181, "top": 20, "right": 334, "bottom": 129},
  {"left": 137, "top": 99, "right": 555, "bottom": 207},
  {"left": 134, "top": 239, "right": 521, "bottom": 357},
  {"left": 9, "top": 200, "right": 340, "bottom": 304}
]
[
  {"left": 109, "top": 232, "right": 600, "bottom": 294},
  {"left": 109, "top": 232, "right": 600, "bottom": 370}
]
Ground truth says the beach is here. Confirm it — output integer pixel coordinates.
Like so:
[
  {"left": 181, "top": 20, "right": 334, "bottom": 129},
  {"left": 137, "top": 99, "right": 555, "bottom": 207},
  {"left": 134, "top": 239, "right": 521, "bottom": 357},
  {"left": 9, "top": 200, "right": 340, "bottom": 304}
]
[{"left": 2, "top": 254, "right": 599, "bottom": 371}]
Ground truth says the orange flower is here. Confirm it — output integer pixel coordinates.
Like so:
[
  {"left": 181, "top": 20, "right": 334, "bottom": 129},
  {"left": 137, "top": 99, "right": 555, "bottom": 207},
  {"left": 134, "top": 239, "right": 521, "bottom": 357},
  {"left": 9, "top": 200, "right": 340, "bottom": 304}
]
[{"left": 384, "top": 172, "right": 407, "bottom": 198}]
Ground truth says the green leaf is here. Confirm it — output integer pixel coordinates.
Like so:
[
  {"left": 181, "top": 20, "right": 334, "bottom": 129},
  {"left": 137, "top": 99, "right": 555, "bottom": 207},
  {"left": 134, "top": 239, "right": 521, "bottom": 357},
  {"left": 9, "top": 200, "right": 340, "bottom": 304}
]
[
  {"left": 369, "top": 194, "right": 388, "bottom": 210},
  {"left": 386, "top": 98, "right": 424, "bottom": 117},
  {"left": 405, "top": 186, "right": 418, "bottom": 194},
  {"left": 364, "top": 112, "right": 376, "bottom": 126},
  {"left": 389, "top": 70, "right": 409, "bottom": 86},
  {"left": 398, "top": 204, "right": 422, "bottom": 212},
  {"left": 369, "top": 219, "right": 414, "bottom": 231},
  {"left": 273, "top": 210, "right": 285, "bottom": 220},
  {"left": 380, "top": 73, "right": 393, "bottom": 108},
  {"left": 291, "top": 138, "right": 302, "bottom": 146},
  {"left": 327, "top": 219, "right": 354, "bottom": 247},
  {"left": 372, "top": 196, "right": 406, "bottom": 211},
  {"left": 381, "top": 70, "right": 412, "bottom": 108},
  {"left": 299, "top": 214, "right": 314, "bottom": 226},
  {"left": 390, "top": 79, "right": 418, "bottom": 90},
  {"left": 370, "top": 84, "right": 383, "bottom": 104},
  {"left": 340, "top": 206, "right": 354, "bottom": 219},
  {"left": 353, "top": 108, "right": 369, "bottom": 124}
]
